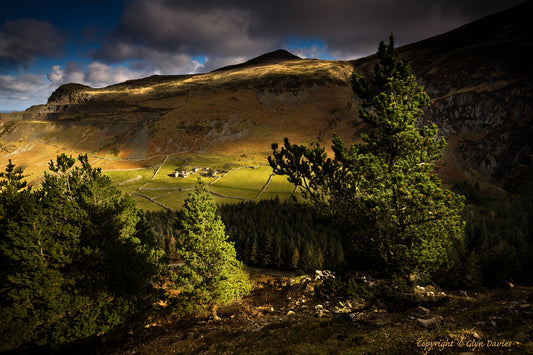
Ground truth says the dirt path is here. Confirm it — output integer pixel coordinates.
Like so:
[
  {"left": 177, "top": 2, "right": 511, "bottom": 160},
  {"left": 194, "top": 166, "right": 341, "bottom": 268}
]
[{"left": 254, "top": 173, "right": 274, "bottom": 201}]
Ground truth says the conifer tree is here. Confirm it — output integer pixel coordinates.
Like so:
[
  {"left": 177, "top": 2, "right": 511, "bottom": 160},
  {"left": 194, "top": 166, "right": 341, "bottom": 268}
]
[
  {"left": 269, "top": 36, "right": 465, "bottom": 279},
  {"left": 0, "top": 155, "right": 165, "bottom": 351},
  {"left": 299, "top": 242, "right": 315, "bottom": 271},
  {"left": 0, "top": 159, "right": 26, "bottom": 193},
  {"left": 272, "top": 233, "right": 283, "bottom": 269},
  {"left": 290, "top": 246, "right": 300, "bottom": 270},
  {"left": 173, "top": 187, "right": 249, "bottom": 316}
]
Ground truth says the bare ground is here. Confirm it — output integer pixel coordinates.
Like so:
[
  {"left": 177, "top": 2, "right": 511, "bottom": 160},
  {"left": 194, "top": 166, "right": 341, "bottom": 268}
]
[{"left": 83, "top": 270, "right": 532, "bottom": 355}]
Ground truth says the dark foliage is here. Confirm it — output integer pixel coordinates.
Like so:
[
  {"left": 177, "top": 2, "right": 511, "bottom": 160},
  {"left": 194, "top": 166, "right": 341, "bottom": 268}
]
[
  {"left": 441, "top": 183, "right": 533, "bottom": 287},
  {"left": 0, "top": 155, "right": 166, "bottom": 352},
  {"left": 218, "top": 198, "right": 346, "bottom": 272},
  {"left": 145, "top": 209, "right": 181, "bottom": 261},
  {"left": 147, "top": 198, "right": 347, "bottom": 274}
]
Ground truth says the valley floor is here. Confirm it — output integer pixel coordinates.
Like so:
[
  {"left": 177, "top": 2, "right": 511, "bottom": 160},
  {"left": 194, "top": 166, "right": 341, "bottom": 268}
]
[{"left": 85, "top": 270, "right": 532, "bottom": 355}]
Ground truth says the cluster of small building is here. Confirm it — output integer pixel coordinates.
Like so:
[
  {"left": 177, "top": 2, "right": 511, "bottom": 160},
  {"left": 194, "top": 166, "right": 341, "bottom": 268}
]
[{"left": 170, "top": 167, "right": 223, "bottom": 178}]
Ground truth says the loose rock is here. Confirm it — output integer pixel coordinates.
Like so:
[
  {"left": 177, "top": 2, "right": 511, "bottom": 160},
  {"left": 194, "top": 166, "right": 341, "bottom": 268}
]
[{"left": 418, "top": 316, "right": 443, "bottom": 329}]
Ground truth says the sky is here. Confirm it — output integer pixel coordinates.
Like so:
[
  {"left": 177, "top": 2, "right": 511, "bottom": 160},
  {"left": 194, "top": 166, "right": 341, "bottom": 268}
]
[{"left": 0, "top": 0, "right": 525, "bottom": 112}]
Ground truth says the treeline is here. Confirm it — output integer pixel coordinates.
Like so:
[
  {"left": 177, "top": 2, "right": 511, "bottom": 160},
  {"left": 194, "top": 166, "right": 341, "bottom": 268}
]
[
  {"left": 219, "top": 198, "right": 346, "bottom": 271},
  {"left": 146, "top": 188, "right": 533, "bottom": 288},
  {"left": 146, "top": 198, "right": 346, "bottom": 273}
]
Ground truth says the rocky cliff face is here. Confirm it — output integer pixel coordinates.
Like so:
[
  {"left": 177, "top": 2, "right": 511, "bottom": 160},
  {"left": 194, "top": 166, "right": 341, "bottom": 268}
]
[
  {"left": 353, "top": 1, "right": 532, "bottom": 192},
  {"left": 422, "top": 3, "right": 532, "bottom": 193},
  {"left": 424, "top": 83, "right": 531, "bottom": 192},
  {"left": 420, "top": 2, "right": 532, "bottom": 193}
]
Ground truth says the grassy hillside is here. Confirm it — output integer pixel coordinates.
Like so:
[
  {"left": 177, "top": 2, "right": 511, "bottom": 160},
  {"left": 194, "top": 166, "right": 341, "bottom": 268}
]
[{"left": 0, "top": 57, "right": 358, "bottom": 200}]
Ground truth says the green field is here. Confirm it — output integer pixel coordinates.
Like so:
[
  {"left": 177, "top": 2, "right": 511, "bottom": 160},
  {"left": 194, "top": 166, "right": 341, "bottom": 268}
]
[
  {"left": 208, "top": 166, "right": 271, "bottom": 200},
  {"left": 106, "top": 168, "right": 155, "bottom": 193},
  {"left": 106, "top": 153, "right": 299, "bottom": 211},
  {"left": 259, "top": 174, "right": 298, "bottom": 200}
]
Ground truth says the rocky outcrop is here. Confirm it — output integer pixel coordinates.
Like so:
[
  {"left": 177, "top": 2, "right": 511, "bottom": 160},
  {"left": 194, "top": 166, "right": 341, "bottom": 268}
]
[
  {"left": 423, "top": 84, "right": 532, "bottom": 191},
  {"left": 47, "top": 83, "right": 93, "bottom": 104},
  {"left": 416, "top": 2, "right": 532, "bottom": 192}
]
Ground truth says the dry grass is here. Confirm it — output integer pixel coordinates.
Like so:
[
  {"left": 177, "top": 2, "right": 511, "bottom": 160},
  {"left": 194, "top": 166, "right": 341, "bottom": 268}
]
[{"left": 0, "top": 58, "right": 359, "bottom": 182}]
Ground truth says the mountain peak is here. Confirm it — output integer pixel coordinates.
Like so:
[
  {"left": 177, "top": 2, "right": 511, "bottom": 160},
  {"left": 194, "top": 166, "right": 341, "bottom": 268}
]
[
  {"left": 212, "top": 49, "right": 300, "bottom": 72},
  {"left": 245, "top": 49, "right": 301, "bottom": 65}
]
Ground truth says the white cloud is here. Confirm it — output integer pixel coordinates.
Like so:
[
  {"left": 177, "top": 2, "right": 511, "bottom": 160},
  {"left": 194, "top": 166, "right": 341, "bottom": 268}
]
[
  {"left": 0, "top": 72, "right": 44, "bottom": 93},
  {"left": 85, "top": 62, "right": 125, "bottom": 87},
  {"left": 0, "top": 72, "right": 49, "bottom": 110},
  {"left": 47, "top": 61, "right": 151, "bottom": 88},
  {"left": 47, "top": 63, "right": 85, "bottom": 86}
]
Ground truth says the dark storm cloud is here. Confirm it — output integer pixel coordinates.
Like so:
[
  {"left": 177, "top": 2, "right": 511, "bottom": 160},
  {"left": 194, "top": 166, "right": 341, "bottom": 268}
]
[
  {"left": 94, "top": 0, "right": 267, "bottom": 73},
  {"left": 94, "top": 0, "right": 524, "bottom": 72},
  {"left": 223, "top": 0, "right": 526, "bottom": 57},
  {"left": 0, "top": 18, "right": 65, "bottom": 69}
]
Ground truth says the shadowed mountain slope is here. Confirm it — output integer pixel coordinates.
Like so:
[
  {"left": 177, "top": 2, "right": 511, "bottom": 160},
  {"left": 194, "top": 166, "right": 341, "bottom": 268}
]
[{"left": 402, "top": 0, "right": 532, "bottom": 193}]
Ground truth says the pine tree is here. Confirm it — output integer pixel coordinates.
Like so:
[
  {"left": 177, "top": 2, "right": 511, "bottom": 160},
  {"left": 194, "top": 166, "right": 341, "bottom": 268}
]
[
  {"left": 290, "top": 246, "right": 300, "bottom": 270},
  {"left": 173, "top": 187, "right": 249, "bottom": 316},
  {"left": 332, "top": 239, "right": 346, "bottom": 270},
  {"left": 248, "top": 234, "right": 258, "bottom": 265},
  {"left": 270, "top": 37, "right": 465, "bottom": 279},
  {"left": 272, "top": 233, "right": 283, "bottom": 269},
  {"left": 0, "top": 155, "right": 166, "bottom": 351},
  {"left": 298, "top": 242, "right": 312, "bottom": 271},
  {"left": 0, "top": 159, "right": 26, "bottom": 193},
  {"left": 259, "top": 231, "right": 273, "bottom": 267}
]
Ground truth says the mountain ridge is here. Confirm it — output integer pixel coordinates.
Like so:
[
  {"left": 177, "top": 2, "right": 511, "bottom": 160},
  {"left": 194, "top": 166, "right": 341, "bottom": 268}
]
[
  {"left": 1, "top": 2, "right": 531, "bottom": 194},
  {"left": 45, "top": 48, "right": 303, "bottom": 103}
]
